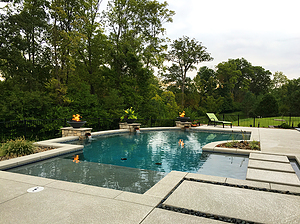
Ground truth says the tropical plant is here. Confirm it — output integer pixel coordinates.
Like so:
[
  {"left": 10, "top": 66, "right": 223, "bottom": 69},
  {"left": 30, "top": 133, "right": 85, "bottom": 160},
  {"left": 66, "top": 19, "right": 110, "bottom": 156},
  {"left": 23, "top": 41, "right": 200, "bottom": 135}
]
[{"left": 120, "top": 107, "right": 137, "bottom": 121}]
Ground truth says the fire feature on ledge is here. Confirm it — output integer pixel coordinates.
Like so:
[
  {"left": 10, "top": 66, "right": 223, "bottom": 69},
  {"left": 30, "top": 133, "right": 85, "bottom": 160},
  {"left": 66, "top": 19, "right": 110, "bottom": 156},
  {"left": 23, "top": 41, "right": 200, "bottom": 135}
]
[
  {"left": 67, "top": 114, "right": 86, "bottom": 128},
  {"left": 67, "top": 121, "right": 87, "bottom": 128}
]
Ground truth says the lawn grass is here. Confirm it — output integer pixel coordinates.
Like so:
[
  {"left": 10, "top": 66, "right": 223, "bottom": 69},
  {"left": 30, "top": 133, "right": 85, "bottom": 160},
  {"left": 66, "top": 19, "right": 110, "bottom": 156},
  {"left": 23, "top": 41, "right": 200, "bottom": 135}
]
[
  {"left": 232, "top": 116, "right": 300, "bottom": 128},
  {"left": 193, "top": 114, "right": 300, "bottom": 128}
]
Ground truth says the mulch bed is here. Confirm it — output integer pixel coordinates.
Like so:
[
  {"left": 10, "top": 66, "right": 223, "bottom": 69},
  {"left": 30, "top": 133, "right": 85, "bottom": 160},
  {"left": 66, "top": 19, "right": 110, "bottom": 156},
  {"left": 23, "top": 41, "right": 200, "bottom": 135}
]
[
  {"left": 0, "top": 146, "right": 55, "bottom": 162},
  {"left": 216, "top": 141, "right": 260, "bottom": 151}
]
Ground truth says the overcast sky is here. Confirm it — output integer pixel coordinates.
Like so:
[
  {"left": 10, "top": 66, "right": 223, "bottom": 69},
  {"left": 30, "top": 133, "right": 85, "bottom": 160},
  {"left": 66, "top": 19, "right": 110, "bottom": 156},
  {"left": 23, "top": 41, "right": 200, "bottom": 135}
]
[{"left": 154, "top": 0, "right": 300, "bottom": 80}]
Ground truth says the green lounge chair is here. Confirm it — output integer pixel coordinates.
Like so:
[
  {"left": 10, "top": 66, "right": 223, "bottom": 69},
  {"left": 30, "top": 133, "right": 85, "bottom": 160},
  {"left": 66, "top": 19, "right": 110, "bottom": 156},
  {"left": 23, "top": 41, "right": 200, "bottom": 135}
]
[{"left": 206, "top": 113, "right": 232, "bottom": 128}]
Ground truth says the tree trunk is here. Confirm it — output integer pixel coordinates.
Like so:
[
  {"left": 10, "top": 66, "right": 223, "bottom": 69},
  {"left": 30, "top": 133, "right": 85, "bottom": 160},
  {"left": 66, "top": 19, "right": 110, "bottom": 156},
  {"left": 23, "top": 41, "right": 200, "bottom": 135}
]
[{"left": 181, "top": 74, "right": 186, "bottom": 107}]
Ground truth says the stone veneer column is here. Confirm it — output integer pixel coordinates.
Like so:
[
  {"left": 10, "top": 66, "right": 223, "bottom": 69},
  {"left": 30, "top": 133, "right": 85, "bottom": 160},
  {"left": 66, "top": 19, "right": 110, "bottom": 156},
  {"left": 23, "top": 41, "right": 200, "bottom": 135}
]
[
  {"left": 61, "top": 127, "right": 92, "bottom": 140},
  {"left": 119, "top": 123, "right": 141, "bottom": 132},
  {"left": 175, "top": 121, "right": 192, "bottom": 129}
]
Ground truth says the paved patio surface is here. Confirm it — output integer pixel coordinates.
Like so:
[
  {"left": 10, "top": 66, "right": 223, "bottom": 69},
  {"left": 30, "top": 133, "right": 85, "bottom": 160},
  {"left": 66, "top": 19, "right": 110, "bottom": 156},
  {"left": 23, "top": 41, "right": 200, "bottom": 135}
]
[{"left": 1, "top": 126, "right": 300, "bottom": 223}]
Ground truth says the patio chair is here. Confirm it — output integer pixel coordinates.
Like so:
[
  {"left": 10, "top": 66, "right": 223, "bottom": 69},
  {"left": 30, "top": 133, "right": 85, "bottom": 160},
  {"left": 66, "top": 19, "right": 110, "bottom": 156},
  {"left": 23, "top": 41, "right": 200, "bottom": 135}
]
[{"left": 206, "top": 113, "right": 232, "bottom": 128}]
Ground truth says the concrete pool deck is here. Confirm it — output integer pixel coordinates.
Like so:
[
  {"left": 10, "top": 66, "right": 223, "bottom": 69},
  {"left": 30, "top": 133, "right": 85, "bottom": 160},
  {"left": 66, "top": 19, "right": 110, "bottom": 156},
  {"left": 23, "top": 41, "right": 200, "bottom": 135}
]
[{"left": 1, "top": 126, "right": 300, "bottom": 223}]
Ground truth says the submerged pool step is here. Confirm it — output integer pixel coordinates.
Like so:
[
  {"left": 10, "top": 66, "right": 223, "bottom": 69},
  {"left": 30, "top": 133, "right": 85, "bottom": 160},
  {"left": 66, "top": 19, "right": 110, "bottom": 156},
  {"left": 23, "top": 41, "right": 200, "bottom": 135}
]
[
  {"left": 249, "top": 153, "right": 290, "bottom": 163},
  {"left": 246, "top": 153, "right": 300, "bottom": 187},
  {"left": 248, "top": 159, "right": 295, "bottom": 173}
]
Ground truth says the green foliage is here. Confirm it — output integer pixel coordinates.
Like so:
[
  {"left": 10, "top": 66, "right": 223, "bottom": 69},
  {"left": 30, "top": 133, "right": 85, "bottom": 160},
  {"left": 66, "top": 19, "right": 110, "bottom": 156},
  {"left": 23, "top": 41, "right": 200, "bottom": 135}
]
[
  {"left": 225, "top": 140, "right": 238, "bottom": 148},
  {"left": 0, "top": 138, "right": 35, "bottom": 157},
  {"left": 249, "top": 66, "right": 272, "bottom": 95},
  {"left": 121, "top": 107, "right": 137, "bottom": 121},
  {"left": 0, "top": 88, "right": 53, "bottom": 120},
  {"left": 241, "top": 91, "right": 256, "bottom": 116},
  {"left": 255, "top": 94, "right": 278, "bottom": 117},
  {"left": 249, "top": 141, "right": 260, "bottom": 150},
  {"left": 164, "top": 36, "right": 213, "bottom": 106},
  {"left": 149, "top": 91, "right": 179, "bottom": 119},
  {"left": 285, "top": 78, "right": 300, "bottom": 113},
  {"left": 194, "top": 66, "right": 217, "bottom": 97},
  {"left": 298, "top": 123, "right": 300, "bottom": 128},
  {"left": 205, "top": 95, "right": 224, "bottom": 114},
  {"left": 0, "top": 0, "right": 299, "bottom": 139},
  {"left": 272, "top": 71, "right": 288, "bottom": 89}
]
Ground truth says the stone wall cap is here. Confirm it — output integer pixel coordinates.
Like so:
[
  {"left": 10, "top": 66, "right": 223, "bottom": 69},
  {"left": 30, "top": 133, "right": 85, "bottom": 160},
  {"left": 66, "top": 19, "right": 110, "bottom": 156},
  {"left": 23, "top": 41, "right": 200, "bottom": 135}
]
[{"left": 61, "top": 127, "right": 92, "bottom": 131}]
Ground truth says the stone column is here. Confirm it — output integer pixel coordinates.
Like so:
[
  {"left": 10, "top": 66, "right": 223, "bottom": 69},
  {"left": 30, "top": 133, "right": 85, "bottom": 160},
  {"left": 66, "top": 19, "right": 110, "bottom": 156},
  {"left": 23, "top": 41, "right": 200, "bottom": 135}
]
[{"left": 61, "top": 127, "right": 93, "bottom": 140}]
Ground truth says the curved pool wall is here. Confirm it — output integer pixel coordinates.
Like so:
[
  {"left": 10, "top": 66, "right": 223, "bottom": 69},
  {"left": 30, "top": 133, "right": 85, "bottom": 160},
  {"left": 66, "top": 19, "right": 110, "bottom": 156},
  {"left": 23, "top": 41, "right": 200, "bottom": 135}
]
[
  {"left": 0, "top": 127, "right": 253, "bottom": 171},
  {"left": 3, "top": 127, "right": 253, "bottom": 194}
]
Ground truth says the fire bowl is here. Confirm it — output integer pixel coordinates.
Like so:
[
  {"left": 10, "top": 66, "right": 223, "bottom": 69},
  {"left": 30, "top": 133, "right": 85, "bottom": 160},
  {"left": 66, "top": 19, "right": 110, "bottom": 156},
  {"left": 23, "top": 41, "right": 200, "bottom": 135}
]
[
  {"left": 125, "top": 119, "right": 137, "bottom": 124},
  {"left": 67, "top": 121, "right": 87, "bottom": 128},
  {"left": 176, "top": 117, "right": 190, "bottom": 122}
]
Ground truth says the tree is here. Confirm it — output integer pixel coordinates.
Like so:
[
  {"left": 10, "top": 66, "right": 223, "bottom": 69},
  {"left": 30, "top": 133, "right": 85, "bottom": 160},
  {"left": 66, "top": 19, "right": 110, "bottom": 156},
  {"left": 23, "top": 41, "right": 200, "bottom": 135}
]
[
  {"left": 205, "top": 95, "right": 224, "bottom": 114},
  {"left": 249, "top": 66, "right": 272, "bottom": 96},
  {"left": 255, "top": 94, "right": 278, "bottom": 117},
  {"left": 104, "top": 0, "right": 174, "bottom": 77},
  {"left": 231, "top": 58, "right": 252, "bottom": 102},
  {"left": 272, "top": 71, "right": 289, "bottom": 89},
  {"left": 215, "top": 60, "right": 241, "bottom": 112},
  {"left": 285, "top": 78, "right": 300, "bottom": 114},
  {"left": 165, "top": 36, "right": 213, "bottom": 106},
  {"left": 74, "top": 0, "right": 108, "bottom": 95},
  {"left": 150, "top": 91, "right": 178, "bottom": 119},
  {"left": 194, "top": 66, "right": 217, "bottom": 97},
  {"left": 0, "top": 0, "right": 51, "bottom": 91},
  {"left": 241, "top": 91, "right": 256, "bottom": 116},
  {"left": 103, "top": 0, "right": 174, "bottom": 113}
]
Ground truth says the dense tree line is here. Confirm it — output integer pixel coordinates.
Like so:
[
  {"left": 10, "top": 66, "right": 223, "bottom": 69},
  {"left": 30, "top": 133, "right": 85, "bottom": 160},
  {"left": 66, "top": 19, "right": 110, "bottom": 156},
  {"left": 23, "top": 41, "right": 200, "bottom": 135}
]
[{"left": 0, "top": 0, "right": 299, "bottom": 124}]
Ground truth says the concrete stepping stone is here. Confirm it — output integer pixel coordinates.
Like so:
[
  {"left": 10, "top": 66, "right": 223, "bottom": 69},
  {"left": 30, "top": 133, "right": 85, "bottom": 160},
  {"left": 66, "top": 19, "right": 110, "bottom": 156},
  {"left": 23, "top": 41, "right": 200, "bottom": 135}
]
[
  {"left": 246, "top": 168, "right": 300, "bottom": 186},
  {"left": 163, "top": 181, "right": 300, "bottom": 224},
  {"left": 142, "top": 208, "right": 224, "bottom": 223},
  {"left": 248, "top": 159, "right": 295, "bottom": 173},
  {"left": 249, "top": 153, "right": 289, "bottom": 163}
]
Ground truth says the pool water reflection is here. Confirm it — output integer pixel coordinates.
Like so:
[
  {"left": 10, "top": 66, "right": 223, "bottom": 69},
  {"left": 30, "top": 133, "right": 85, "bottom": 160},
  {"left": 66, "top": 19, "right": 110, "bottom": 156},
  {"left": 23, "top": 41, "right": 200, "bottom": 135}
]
[{"left": 8, "top": 130, "right": 249, "bottom": 193}]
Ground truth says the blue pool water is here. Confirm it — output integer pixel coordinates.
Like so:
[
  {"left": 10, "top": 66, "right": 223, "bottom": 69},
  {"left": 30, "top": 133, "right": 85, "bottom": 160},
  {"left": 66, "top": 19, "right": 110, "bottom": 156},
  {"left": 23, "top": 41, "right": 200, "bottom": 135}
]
[{"left": 8, "top": 130, "right": 250, "bottom": 193}]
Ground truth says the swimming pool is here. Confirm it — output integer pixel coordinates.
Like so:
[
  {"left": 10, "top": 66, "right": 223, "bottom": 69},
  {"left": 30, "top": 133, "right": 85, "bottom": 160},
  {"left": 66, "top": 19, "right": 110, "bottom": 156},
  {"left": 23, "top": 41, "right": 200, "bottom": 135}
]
[{"left": 8, "top": 130, "right": 250, "bottom": 193}]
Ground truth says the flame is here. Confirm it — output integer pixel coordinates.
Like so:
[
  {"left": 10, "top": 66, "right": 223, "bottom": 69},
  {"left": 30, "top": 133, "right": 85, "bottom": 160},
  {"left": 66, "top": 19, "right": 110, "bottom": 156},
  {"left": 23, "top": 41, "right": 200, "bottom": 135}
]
[
  {"left": 73, "top": 155, "right": 80, "bottom": 163},
  {"left": 178, "top": 139, "right": 184, "bottom": 148},
  {"left": 179, "top": 111, "right": 185, "bottom": 117},
  {"left": 72, "top": 114, "right": 81, "bottom": 121}
]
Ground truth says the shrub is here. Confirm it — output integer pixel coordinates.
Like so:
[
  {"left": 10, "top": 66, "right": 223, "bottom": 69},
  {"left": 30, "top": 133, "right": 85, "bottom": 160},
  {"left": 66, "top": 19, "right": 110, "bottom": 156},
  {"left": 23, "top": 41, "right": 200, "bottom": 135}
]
[
  {"left": 0, "top": 138, "right": 36, "bottom": 157},
  {"left": 279, "top": 123, "right": 291, "bottom": 129},
  {"left": 298, "top": 123, "right": 300, "bottom": 128},
  {"left": 249, "top": 141, "right": 260, "bottom": 150},
  {"left": 225, "top": 141, "right": 238, "bottom": 148}
]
